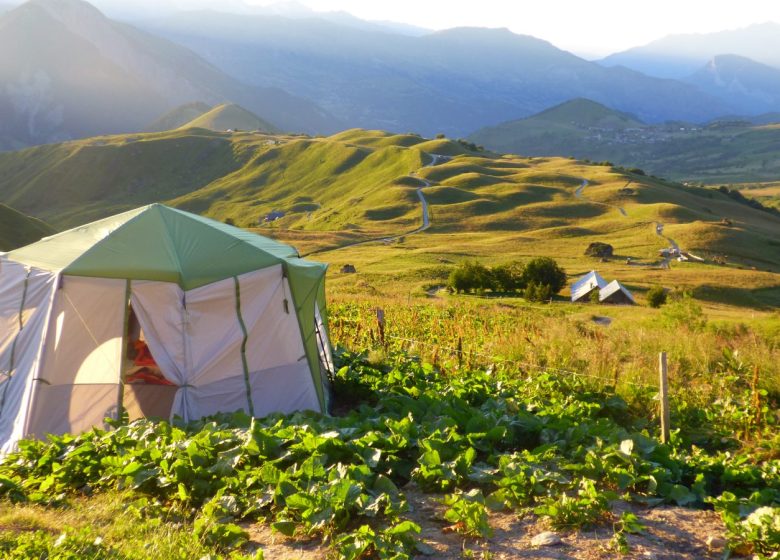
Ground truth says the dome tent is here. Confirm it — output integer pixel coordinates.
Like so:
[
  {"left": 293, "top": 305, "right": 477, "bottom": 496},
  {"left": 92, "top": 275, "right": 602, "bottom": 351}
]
[{"left": 0, "top": 204, "right": 332, "bottom": 453}]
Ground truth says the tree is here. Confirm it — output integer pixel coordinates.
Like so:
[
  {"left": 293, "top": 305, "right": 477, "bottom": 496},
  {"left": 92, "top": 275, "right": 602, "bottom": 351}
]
[
  {"left": 523, "top": 282, "right": 552, "bottom": 303},
  {"left": 646, "top": 285, "right": 667, "bottom": 308},
  {"left": 448, "top": 261, "right": 494, "bottom": 294},
  {"left": 521, "top": 257, "right": 567, "bottom": 295},
  {"left": 491, "top": 262, "right": 524, "bottom": 292}
]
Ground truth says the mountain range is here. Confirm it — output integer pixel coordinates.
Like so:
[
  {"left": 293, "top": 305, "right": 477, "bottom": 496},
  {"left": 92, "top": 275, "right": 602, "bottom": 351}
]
[
  {"left": 685, "top": 55, "right": 780, "bottom": 115},
  {"left": 600, "top": 22, "right": 780, "bottom": 78},
  {"left": 0, "top": 0, "right": 339, "bottom": 150},
  {"left": 140, "top": 11, "right": 738, "bottom": 137},
  {"left": 469, "top": 98, "right": 780, "bottom": 183},
  {"left": 1, "top": 0, "right": 779, "bottom": 150}
]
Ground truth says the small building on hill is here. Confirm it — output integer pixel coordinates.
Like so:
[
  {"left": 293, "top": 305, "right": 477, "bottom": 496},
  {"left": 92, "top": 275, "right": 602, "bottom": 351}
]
[
  {"left": 570, "top": 270, "right": 608, "bottom": 302},
  {"left": 599, "top": 280, "right": 636, "bottom": 305}
]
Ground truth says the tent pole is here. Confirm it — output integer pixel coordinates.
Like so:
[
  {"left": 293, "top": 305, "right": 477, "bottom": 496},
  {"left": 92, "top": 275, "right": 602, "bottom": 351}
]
[
  {"left": 233, "top": 276, "right": 255, "bottom": 417},
  {"left": 117, "top": 279, "right": 131, "bottom": 423}
]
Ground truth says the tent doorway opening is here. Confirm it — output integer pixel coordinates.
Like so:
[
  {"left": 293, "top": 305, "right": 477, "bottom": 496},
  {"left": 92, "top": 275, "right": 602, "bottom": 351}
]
[{"left": 122, "top": 307, "right": 177, "bottom": 421}]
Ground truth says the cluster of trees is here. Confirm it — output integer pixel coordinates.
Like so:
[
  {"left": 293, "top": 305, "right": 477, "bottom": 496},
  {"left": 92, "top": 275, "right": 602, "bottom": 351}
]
[
  {"left": 717, "top": 186, "right": 780, "bottom": 218},
  {"left": 448, "top": 257, "right": 566, "bottom": 302}
]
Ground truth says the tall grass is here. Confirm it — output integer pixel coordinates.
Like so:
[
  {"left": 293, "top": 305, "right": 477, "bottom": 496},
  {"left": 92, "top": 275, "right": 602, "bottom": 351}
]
[{"left": 328, "top": 296, "right": 780, "bottom": 397}]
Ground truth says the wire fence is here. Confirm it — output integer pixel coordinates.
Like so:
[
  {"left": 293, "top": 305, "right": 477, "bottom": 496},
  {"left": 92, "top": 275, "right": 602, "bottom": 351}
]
[{"left": 380, "top": 332, "right": 659, "bottom": 391}]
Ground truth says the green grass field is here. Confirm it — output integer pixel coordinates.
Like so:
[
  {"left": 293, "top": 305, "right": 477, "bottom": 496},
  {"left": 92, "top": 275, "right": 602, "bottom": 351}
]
[
  {"left": 1, "top": 127, "right": 777, "bottom": 310},
  {"left": 0, "top": 127, "right": 778, "bottom": 559}
]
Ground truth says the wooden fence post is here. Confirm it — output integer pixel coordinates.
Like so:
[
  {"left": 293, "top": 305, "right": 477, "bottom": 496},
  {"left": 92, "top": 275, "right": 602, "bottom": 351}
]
[
  {"left": 659, "top": 352, "right": 670, "bottom": 444},
  {"left": 457, "top": 337, "right": 463, "bottom": 370},
  {"left": 376, "top": 308, "right": 386, "bottom": 348}
]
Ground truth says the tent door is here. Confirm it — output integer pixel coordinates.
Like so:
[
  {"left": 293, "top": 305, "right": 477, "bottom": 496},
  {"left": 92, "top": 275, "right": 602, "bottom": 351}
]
[{"left": 121, "top": 306, "right": 177, "bottom": 421}]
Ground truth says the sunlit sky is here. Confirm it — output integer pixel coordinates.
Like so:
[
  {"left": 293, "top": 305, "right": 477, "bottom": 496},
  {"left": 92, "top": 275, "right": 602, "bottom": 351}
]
[{"left": 246, "top": 0, "right": 780, "bottom": 58}]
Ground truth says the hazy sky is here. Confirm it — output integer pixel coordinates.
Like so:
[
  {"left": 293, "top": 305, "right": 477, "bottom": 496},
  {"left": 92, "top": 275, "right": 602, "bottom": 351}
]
[{"left": 246, "top": 0, "right": 780, "bottom": 58}]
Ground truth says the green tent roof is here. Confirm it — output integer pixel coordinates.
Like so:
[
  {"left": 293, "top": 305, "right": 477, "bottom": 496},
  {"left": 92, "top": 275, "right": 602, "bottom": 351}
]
[{"left": 6, "top": 204, "right": 321, "bottom": 290}]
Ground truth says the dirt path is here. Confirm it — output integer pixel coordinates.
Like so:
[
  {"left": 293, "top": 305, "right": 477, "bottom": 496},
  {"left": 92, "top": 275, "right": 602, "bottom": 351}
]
[
  {"left": 574, "top": 179, "right": 627, "bottom": 217},
  {"left": 574, "top": 178, "right": 688, "bottom": 270},
  {"left": 655, "top": 222, "right": 683, "bottom": 269},
  {"left": 244, "top": 490, "right": 728, "bottom": 560},
  {"left": 307, "top": 153, "right": 447, "bottom": 255}
]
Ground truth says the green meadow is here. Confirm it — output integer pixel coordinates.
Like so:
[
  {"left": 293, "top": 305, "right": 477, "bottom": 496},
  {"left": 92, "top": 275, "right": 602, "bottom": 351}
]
[{"left": 0, "top": 126, "right": 778, "bottom": 558}]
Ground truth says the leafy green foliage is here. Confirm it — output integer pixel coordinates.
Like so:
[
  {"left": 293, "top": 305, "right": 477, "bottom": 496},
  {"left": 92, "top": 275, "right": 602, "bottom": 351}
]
[
  {"left": 646, "top": 285, "right": 667, "bottom": 308},
  {"left": 522, "top": 282, "right": 553, "bottom": 303},
  {"left": 448, "top": 261, "right": 495, "bottom": 294},
  {"left": 447, "top": 258, "right": 564, "bottom": 297},
  {"left": 0, "top": 350, "right": 777, "bottom": 558},
  {"left": 521, "top": 257, "right": 567, "bottom": 294},
  {"left": 709, "top": 492, "right": 780, "bottom": 558},
  {"left": 534, "top": 480, "right": 613, "bottom": 529},
  {"left": 0, "top": 529, "right": 121, "bottom": 559},
  {"left": 661, "top": 291, "right": 706, "bottom": 330},
  {"left": 442, "top": 490, "right": 493, "bottom": 538},
  {"left": 609, "top": 511, "right": 646, "bottom": 554}
]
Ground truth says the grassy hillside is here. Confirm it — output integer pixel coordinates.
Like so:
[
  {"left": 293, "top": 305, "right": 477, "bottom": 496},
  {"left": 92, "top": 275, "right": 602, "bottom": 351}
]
[
  {"left": 0, "top": 127, "right": 777, "bottom": 308},
  {"left": 145, "top": 101, "right": 211, "bottom": 132},
  {"left": 0, "top": 204, "right": 54, "bottom": 251},
  {"left": 470, "top": 100, "right": 780, "bottom": 183},
  {"left": 0, "top": 129, "right": 252, "bottom": 227},
  {"left": 179, "top": 103, "right": 280, "bottom": 133},
  {"left": 736, "top": 182, "right": 780, "bottom": 210}
]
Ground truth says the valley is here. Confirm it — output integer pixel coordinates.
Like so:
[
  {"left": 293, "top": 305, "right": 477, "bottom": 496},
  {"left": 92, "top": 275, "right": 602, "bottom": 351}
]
[
  {"left": 470, "top": 99, "right": 780, "bottom": 184},
  {"left": 0, "top": 2, "right": 778, "bottom": 559},
  {"left": 1, "top": 126, "right": 778, "bottom": 312}
]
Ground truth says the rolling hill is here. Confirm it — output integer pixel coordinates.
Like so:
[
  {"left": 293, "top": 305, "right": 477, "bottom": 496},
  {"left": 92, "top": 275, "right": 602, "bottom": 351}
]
[
  {"left": 0, "top": 127, "right": 778, "bottom": 306},
  {"left": 0, "top": 203, "right": 54, "bottom": 250},
  {"left": 145, "top": 101, "right": 211, "bottom": 132},
  {"left": 469, "top": 99, "right": 780, "bottom": 183},
  {"left": 140, "top": 12, "right": 734, "bottom": 136},
  {"left": 179, "top": 103, "right": 279, "bottom": 133},
  {"left": 0, "top": 0, "right": 340, "bottom": 149}
]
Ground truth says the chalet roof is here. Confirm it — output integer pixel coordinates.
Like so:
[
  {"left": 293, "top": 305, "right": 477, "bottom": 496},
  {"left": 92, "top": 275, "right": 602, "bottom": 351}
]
[
  {"left": 599, "top": 279, "right": 636, "bottom": 304},
  {"left": 571, "top": 270, "right": 608, "bottom": 302}
]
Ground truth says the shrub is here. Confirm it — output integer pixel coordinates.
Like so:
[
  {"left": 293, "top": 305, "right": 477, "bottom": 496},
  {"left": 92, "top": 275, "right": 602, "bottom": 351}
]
[
  {"left": 521, "top": 257, "right": 567, "bottom": 294},
  {"left": 523, "top": 282, "right": 553, "bottom": 303},
  {"left": 662, "top": 291, "right": 706, "bottom": 330},
  {"left": 448, "top": 261, "right": 494, "bottom": 294},
  {"left": 491, "top": 262, "right": 525, "bottom": 292},
  {"left": 584, "top": 242, "right": 613, "bottom": 258},
  {"left": 647, "top": 285, "right": 667, "bottom": 308}
]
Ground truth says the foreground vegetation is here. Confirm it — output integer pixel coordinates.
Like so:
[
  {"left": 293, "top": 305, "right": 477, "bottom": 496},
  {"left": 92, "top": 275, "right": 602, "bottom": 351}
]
[
  {"left": 0, "top": 332, "right": 777, "bottom": 558},
  {"left": 0, "top": 126, "right": 777, "bottom": 558}
]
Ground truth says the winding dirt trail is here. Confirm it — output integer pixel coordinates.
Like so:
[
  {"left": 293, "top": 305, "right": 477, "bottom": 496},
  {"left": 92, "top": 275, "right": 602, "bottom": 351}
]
[
  {"left": 307, "top": 153, "right": 448, "bottom": 255},
  {"left": 655, "top": 221, "right": 683, "bottom": 269},
  {"left": 575, "top": 178, "right": 688, "bottom": 269},
  {"left": 574, "top": 179, "right": 627, "bottom": 217}
]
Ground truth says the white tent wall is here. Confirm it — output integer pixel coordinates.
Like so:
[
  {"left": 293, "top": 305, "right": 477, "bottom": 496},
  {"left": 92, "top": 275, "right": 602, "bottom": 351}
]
[
  {"left": 26, "top": 277, "right": 127, "bottom": 439},
  {"left": 238, "top": 266, "right": 317, "bottom": 418},
  {"left": 131, "top": 264, "right": 318, "bottom": 422},
  {"left": 0, "top": 260, "right": 57, "bottom": 454}
]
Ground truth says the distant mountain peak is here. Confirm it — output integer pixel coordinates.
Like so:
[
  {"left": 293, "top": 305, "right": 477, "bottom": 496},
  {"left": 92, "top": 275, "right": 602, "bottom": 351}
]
[
  {"left": 26, "top": 0, "right": 106, "bottom": 21},
  {"left": 535, "top": 98, "right": 644, "bottom": 127},
  {"left": 180, "top": 103, "right": 280, "bottom": 133},
  {"left": 686, "top": 54, "right": 780, "bottom": 112}
]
